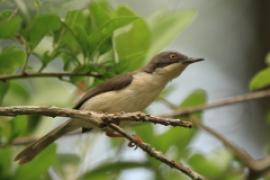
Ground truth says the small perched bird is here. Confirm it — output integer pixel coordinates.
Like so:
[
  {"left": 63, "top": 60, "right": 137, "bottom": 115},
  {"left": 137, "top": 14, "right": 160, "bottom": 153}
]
[{"left": 15, "top": 51, "right": 204, "bottom": 164}]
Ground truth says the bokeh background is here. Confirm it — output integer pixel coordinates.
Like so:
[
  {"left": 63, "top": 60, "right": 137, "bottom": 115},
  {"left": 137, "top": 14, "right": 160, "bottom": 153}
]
[{"left": 0, "top": 0, "right": 269, "bottom": 179}]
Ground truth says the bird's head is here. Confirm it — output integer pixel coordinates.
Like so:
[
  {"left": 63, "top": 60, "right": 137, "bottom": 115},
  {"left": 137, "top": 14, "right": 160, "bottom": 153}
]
[{"left": 143, "top": 51, "right": 204, "bottom": 80}]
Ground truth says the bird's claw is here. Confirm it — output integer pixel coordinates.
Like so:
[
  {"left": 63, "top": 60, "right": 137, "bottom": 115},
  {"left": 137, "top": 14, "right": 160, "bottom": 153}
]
[{"left": 128, "top": 134, "right": 143, "bottom": 150}]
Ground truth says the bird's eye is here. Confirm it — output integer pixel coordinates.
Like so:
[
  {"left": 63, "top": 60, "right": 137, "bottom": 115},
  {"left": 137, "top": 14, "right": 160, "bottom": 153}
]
[{"left": 169, "top": 54, "right": 177, "bottom": 59}]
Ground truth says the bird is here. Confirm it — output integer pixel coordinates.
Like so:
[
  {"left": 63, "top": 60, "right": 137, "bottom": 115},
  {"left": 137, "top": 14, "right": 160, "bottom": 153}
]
[{"left": 15, "top": 51, "right": 204, "bottom": 164}]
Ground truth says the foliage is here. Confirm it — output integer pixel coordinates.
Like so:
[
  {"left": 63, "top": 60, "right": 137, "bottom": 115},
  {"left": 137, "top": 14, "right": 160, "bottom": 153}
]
[
  {"left": 0, "top": 0, "right": 269, "bottom": 179},
  {"left": 0, "top": 0, "right": 200, "bottom": 179}
]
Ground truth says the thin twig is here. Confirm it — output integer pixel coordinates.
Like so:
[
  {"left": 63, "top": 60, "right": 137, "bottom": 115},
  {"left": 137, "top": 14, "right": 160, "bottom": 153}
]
[
  {"left": 108, "top": 124, "right": 204, "bottom": 180},
  {"left": 0, "top": 72, "right": 102, "bottom": 81},
  {"left": 163, "top": 89, "right": 270, "bottom": 117}
]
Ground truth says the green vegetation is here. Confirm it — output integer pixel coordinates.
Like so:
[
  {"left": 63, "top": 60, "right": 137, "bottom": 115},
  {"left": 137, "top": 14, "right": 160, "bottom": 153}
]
[{"left": 0, "top": 0, "right": 269, "bottom": 179}]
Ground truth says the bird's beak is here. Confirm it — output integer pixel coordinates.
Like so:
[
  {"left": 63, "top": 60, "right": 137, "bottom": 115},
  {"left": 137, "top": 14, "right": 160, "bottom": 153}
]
[{"left": 182, "top": 58, "right": 204, "bottom": 65}]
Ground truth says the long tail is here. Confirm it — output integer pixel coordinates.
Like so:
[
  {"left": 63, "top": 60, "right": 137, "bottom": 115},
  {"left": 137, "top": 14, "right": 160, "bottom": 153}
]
[{"left": 15, "top": 121, "right": 78, "bottom": 164}]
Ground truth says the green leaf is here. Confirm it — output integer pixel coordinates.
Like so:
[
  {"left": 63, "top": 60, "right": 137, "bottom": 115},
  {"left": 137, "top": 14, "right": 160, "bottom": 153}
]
[
  {"left": 134, "top": 124, "right": 155, "bottom": 143},
  {"left": 89, "top": 0, "right": 114, "bottom": 28},
  {"left": 154, "top": 127, "right": 195, "bottom": 154},
  {"left": 116, "top": 6, "right": 137, "bottom": 17},
  {"left": 60, "top": 10, "right": 91, "bottom": 57},
  {"left": 15, "top": 144, "right": 57, "bottom": 180},
  {"left": 0, "top": 10, "right": 22, "bottom": 38},
  {"left": 188, "top": 154, "right": 224, "bottom": 178},
  {"left": 11, "top": 115, "right": 28, "bottom": 139},
  {"left": 88, "top": 16, "right": 138, "bottom": 56},
  {"left": 81, "top": 161, "right": 149, "bottom": 180},
  {"left": 147, "top": 10, "right": 196, "bottom": 58},
  {"left": 0, "top": 81, "right": 8, "bottom": 104},
  {"left": 24, "top": 14, "right": 61, "bottom": 49},
  {"left": 0, "top": 147, "right": 12, "bottom": 179},
  {"left": 188, "top": 151, "right": 232, "bottom": 179},
  {"left": 0, "top": 46, "right": 26, "bottom": 74},
  {"left": 180, "top": 89, "right": 207, "bottom": 117},
  {"left": 113, "top": 19, "right": 151, "bottom": 72},
  {"left": 249, "top": 67, "right": 270, "bottom": 90}
]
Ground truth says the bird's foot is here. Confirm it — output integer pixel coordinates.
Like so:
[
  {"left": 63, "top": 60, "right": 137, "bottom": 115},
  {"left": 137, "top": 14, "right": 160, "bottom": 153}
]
[
  {"left": 128, "top": 134, "right": 143, "bottom": 150},
  {"left": 105, "top": 130, "right": 123, "bottom": 138}
]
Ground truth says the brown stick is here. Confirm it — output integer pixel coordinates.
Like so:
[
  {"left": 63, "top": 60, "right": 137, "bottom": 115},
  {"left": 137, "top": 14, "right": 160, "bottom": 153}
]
[
  {"left": 109, "top": 124, "right": 204, "bottom": 180},
  {"left": 0, "top": 72, "right": 102, "bottom": 81},
  {"left": 163, "top": 89, "right": 270, "bottom": 117}
]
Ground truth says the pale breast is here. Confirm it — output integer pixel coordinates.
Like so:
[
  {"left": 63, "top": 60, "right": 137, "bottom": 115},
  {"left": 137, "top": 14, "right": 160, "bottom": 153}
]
[{"left": 80, "top": 72, "right": 167, "bottom": 113}]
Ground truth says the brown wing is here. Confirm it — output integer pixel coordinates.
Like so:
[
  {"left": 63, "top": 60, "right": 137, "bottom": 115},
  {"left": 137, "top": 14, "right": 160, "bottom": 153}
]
[{"left": 73, "top": 73, "right": 133, "bottom": 109}]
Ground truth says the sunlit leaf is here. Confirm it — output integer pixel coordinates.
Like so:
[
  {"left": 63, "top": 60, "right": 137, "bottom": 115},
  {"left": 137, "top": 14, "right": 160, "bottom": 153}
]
[
  {"left": 24, "top": 14, "right": 61, "bottom": 49},
  {"left": 89, "top": 0, "right": 114, "bottom": 28},
  {"left": 113, "top": 19, "right": 150, "bottom": 72},
  {"left": 61, "top": 10, "right": 91, "bottom": 57},
  {"left": 88, "top": 16, "right": 138, "bottom": 56},
  {"left": 15, "top": 144, "right": 57, "bottom": 180},
  {"left": 0, "top": 46, "right": 26, "bottom": 74},
  {"left": 249, "top": 67, "right": 270, "bottom": 90},
  {"left": 0, "top": 10, "right": 22, "bottom": 38},
  {"left": 147, "top": 10, "right": 196, "bottom": 58}
]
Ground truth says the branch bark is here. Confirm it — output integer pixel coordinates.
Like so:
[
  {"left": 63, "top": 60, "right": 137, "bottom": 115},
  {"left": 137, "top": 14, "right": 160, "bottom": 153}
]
[
  {"left": 0, "top": 72, "right": 102, "bottom": 81},
  {"left": 0, "top": 106, "right": 202, "bottom": 180},
  {"left": 109, "top": 124, "right": 204, "bottom": 180},
  {"left": 163, "top": 88, "right": 270, "bottom": 117}
]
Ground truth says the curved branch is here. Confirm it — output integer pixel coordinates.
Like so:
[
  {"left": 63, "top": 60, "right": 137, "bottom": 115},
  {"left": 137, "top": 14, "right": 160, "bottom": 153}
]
[
  {"left": 163, "top": 89, "right": 270, "bottom": 117},
  {"left": 0, "top": 72, "right": 102, "bottom": 81}
]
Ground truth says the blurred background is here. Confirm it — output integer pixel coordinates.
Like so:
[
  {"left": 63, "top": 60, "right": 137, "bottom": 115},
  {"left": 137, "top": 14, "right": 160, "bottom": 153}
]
[{"left": 0, "top": 0, "right": 269, "bottom": 179}]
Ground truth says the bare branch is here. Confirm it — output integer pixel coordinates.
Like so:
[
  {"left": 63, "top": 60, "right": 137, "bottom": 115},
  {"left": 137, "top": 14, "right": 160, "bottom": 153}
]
[
  {"left": 0, "top": 72, "right": 102, "bottom": 81},
  {"left": 163, "top": 89, "right": 270, "bottom": 117},
  {"left": 109, "top": 124, "right": 204, "bottom": 180},
  {"left": 101, "top": 112, "right": 192, "bottom": 128}
]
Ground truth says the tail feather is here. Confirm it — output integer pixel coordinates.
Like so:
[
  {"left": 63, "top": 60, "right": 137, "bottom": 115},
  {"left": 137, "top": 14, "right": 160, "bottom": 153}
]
[{"left": 15, "top": 121, "right": 77, "bottom": 164}]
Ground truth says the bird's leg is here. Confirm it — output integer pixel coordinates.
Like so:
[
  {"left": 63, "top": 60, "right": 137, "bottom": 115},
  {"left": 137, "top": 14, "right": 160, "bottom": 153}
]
[
  {"left": 105, "top": 129, "right": 143, "bottom": 150},
  {"left": 105, "top": 129, "right": 123, "bottom": 138},
  {"left": 128, "top": 134, "right": 143, "bottom": 150}
]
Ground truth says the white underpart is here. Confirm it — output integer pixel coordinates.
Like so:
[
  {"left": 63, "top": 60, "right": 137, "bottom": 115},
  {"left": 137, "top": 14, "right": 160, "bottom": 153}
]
[{"left": 80, "top": 63, "right": 186, "bottom": 113}]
